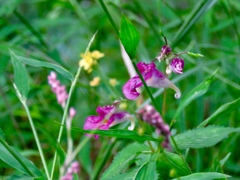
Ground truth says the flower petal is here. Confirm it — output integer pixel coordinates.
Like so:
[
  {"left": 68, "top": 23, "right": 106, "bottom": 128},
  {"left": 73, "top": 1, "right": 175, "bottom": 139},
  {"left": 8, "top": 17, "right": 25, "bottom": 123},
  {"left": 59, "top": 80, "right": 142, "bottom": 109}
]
[{"left": 122, "top": 76, "right": 142, "bottom": 100}]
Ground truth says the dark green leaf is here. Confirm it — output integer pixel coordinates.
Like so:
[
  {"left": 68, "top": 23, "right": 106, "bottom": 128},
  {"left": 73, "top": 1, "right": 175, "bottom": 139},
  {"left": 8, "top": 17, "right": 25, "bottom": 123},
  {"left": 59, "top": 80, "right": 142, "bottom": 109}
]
[
  {"left": 173, "top": 126, "right": 240, "bottom": 150},
  {"left": 15, "top": 55, "right": 74, "bottom": 81},
  {"left": 172, "top": 172, "right": 230, "bottom": 180},
  {"left": 163, "top": 150, "right": 191, "bottom": 176},
  {"left": 10, "top": 50, "right": 29, "bottom": 100},
  {"left": 120, "top": 15, "right": 140, "bottom": 59},
  {"left": 70, "top": 126, "right": 160, "bottom": 142},
  {"left": 100, "top": 143, "right": 150, "bottom": 180},
  {"left": 136, "top": 161, "right": 158, "bottom": 180},
  {"left": 0, "top": 138, "right": 42, "bottom": 177},
  {"left": 198, "top": 98, "right": 240, "bottom": 127}
]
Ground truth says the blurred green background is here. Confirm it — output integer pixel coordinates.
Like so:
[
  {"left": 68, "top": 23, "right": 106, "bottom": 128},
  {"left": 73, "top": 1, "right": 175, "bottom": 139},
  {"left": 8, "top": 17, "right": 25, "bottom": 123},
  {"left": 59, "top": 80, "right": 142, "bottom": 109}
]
[{"left": 0, "top": 0, "right": 240, "bottom": 179}]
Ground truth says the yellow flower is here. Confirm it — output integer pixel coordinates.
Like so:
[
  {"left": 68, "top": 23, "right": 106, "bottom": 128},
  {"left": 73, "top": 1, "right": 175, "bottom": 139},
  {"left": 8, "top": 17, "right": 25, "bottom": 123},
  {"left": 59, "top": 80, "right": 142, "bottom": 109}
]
[
  {"left": 109, "top": 78, "right": 118, "bottom": 87},
  {"left": 79, "top": 50, "right": 104, "bottom": 73},
  {"left": 90, "top": 77, "right": 101, "bottom": 87}
]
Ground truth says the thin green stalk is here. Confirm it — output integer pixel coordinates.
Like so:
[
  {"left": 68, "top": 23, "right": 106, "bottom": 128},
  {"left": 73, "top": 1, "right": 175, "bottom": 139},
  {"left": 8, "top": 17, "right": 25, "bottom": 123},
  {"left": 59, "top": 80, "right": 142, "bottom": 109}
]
[
  {"left": 162, "top": 88, "right": 167, "bottom": 118},
  {"left": 0, "top": 138, "right": 35, "bottom": 177},
  {"left": 22, "top": 101, "right": 50, "bottom": 179},
  {"left": 170, "top": 136, "right": 192, "bottom": 174},
  {"left": 50, "top": 66, "right": 82, "bottom": 179},
  {"left": 98, "top": 0, "right": 119, "bottom": 36}
]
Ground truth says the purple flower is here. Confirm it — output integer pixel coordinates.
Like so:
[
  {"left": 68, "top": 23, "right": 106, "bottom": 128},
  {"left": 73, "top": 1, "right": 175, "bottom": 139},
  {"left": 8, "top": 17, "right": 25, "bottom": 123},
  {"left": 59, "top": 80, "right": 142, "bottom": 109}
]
[
  {"left": 170, "top": 57, "right": 184, "bottom": 74},
  {"left": 122, "top": 62, "right": 181, "bottom": 100},
  {"left": 83, "top": 104, "right": 134, "bottom": 139},
  {"left": 161, "top": 45, "right": 171, "bottom": 55}
]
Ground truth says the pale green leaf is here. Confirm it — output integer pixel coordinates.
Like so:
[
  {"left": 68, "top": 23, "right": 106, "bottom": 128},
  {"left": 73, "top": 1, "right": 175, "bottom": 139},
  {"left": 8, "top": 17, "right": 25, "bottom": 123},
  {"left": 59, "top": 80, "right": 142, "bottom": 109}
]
[
  {"left": 15, "top": 55, "right": 74, "bottom": 81},
  {"left": 10, "top": 50, "right": 29, "bottom": 100},
  {"left": 173, "top": 126, "right": 240, "bottom": 150},
  {"left": 173, "top": 70, "right": 216, "bottom": 121},
  {"left": 198, "top": 98, "right": 240, "bottom": 127},
  {"left": 172, "top": 172, "right": 230, "bottom": 180}
]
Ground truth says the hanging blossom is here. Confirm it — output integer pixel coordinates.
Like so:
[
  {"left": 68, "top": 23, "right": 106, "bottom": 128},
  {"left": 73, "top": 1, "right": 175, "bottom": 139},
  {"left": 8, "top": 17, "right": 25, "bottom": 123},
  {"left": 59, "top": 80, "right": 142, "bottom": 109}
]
[
  {"left": 156, "top": 45, "right": 172, "bottom": 61},
  {"left": 48, "top": 71, "right": 69, "bottom": 108},
  {"left": 79, "top": 50, "right": 104, "bottom": 73},
  {"left": 169, "top": 57, "right": 184, "bottom": 74},
  {"left": 61, "top": 161, "right": 80, "bottom": 180},
  {"left": 137, "top": 105, "right": 171, "bottom": 150},
  {"left": 83, "top": 102, "right": 135, "bottom": 139},
  {"left": 122, "top": 62, "right": 181, "bottom": 100}
]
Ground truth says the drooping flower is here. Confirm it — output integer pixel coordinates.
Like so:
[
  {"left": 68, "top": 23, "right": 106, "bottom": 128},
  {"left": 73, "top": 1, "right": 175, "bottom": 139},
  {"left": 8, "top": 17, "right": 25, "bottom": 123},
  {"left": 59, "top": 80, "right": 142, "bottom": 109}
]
[
  {"left": 83, "top": 103, "right": 135, "bottom": 139},
  {"left": 48, "top": 71, "right": 68, "bottom": 107},
  {"left": 122, "top": 62, "right": 181, "bottom": 100},
  {"left": 156, "top": 45, "right": 172, "bottom": 61},
  {"left": 79, "top": 50, "right": 104, "bottom": 73},
  {"left": 137, "top": 105, "right": 171, "bottom": 150},
  {"left": 170, "top": 57, "right": 184, "bottom": 74}
]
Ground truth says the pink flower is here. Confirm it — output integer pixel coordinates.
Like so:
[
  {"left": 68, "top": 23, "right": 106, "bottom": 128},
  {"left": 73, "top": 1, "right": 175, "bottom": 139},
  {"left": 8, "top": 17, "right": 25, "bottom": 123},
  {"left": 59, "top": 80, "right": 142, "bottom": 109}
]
[
  {"left": 170, "top": 57, "right": 184, "bottom": 74},
  {"left": 161, "top": 45, "right": 171, "bottom": 55},
  {"left": 83, "top": 104, "right": 134, "bottom": 139},
  {"left": 69, "top": 107, "right": 76, "bottom": 118},
  {"left": 48, "top": 71, "right": 69, "bottom": 107},
  {"left": 122, "top": 62, "right": 181, "bottom": 100}
]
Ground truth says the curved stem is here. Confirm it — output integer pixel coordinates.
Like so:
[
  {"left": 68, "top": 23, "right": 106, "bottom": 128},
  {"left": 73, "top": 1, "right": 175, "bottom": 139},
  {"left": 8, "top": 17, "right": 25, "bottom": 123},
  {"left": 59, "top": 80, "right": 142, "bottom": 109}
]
[{"left": 22, "top": 101, "right": 50, "bottom": 179}]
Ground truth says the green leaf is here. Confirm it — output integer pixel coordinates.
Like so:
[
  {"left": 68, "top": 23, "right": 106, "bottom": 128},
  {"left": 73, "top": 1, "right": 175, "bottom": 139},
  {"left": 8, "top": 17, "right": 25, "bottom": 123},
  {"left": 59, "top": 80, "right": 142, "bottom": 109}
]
[
  {"left": 198, "top": 98, "right": 240, "bottom": 127},
  {"left": 10, "top": 50, "right": 29, "bottom": 100},
  {"left": 163, "top": 150, "right": 191, "bottom": 176},
  {"left": 120, "top": 15, "right": 140, "bottom": 59},
  {"left": 172, "top": 172, "right": 230, "bottom": 180},
  {"left": 173, "top": 126, "right": 240, "bottom": 150},
  {"left": 136, "top": 161, "right": 158, "bottom": 180},
  {"left": 174, "top": 70, "right": 216, "bottom": 121},
  {"left": 70, "top": 126, "right": 160, "bottom": 142},
  {"left": 78, "top": 138, "right": 92, "bottom": 175},
  {"left": 100, "top": 143, "right": 150, "bottom": 179},
  {"left": 172, "top": 0, "right": 217, "bottom": 47},
  {"left": 0, "top": 138, "right": 42, "bottom": 177},
  {"left": 14, "top": 54, "right": 74, "bottom": 81},
  {"left": 107, "top": 169, "right": 139, "bottom": 180}
]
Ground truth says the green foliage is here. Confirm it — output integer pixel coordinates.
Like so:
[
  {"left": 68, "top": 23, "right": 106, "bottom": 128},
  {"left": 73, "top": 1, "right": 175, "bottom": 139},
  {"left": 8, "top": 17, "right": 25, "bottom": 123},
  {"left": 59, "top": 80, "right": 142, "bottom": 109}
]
[
  {"left": 100, "top": 143, "right": 150, "bottom": 179},
  {"left": 120, "top": 15, "right": 140, "bottom": 59},
  {"left": 0, "top": 138, "right": 42, "bottom": 178},
  {"left": 12, "top": 54, "right": 74, "bottom": 81},
  {"left": 198, "top": 98, "right": 240, "bottom": 127},
  {"left": 174, "top": 70, "right": 216, "bottom": 121},
  {"left": 172, "top": 172, "right": 230, "bottom": 180},
  {"left": 173, "top": 126, "right": 240, "bottom": 150}
]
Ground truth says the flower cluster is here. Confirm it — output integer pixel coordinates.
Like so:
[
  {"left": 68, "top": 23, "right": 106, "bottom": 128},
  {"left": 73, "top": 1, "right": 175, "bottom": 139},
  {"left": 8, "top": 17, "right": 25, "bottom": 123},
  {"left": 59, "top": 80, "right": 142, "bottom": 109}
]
[
  {"left": 79, "top": 50, "right": 104, "bottom": 73},
  {"left": 122, "top": 62, "right": 181, "bottom": 100},
  {"left": 83, "top": 102, "right": 134, "bottom": 139},
  {"left": 48, "top": 71, "right": 69, "bottom": 108},
  {"left": 61, "top": 161, "right": 80, "bottom": 180},
  {"left": 137, "top": 105, "right": 171, "bottom": 150}
]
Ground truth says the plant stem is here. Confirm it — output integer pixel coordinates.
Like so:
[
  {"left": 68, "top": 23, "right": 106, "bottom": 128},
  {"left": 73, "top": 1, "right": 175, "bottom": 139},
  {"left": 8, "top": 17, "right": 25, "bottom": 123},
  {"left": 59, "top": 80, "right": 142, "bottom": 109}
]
[
  {"left": 162, "top": 88, "right": 167, "bottom": 117},
  {"left": 98, "top": 0, "right": 119, "bottom": 36},
  {"left": 22, "top": 101, "right": 50, "bottom": 179},
  {"left": 50, "top": 66, "right": 82, "bottom": 179}
]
